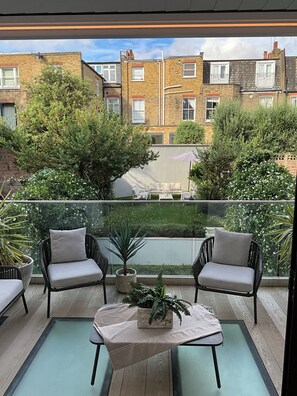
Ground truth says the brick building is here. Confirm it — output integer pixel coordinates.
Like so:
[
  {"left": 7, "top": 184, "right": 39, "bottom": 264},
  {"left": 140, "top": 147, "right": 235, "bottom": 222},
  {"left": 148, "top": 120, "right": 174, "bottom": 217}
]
[
  {"left": 0, "top": 51, "right": 103, "bottom": 129},
  {"left": 117, "top": 42, "right": 297, "bottom": 144}
]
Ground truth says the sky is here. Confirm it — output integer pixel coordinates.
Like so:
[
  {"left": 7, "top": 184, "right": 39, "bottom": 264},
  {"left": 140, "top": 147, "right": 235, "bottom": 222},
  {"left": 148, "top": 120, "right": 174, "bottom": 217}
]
[{"left": 1, "top": 37, "right": 297, "bottom": 62}]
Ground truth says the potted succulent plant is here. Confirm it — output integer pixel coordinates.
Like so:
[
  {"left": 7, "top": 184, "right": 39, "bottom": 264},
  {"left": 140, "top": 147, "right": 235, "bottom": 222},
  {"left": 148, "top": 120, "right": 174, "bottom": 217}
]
[
  {"left": 123, "top": 272, "right": 191, "bottom": 328},
  {"left": 0, "top": 192, "right": 33, "bottom": 289},
  {"left": 108, "top": 222, "right": 146, "bottom": 293}
]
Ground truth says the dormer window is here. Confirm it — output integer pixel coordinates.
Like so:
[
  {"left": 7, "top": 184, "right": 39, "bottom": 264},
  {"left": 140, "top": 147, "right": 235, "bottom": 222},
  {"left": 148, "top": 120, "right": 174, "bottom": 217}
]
[
  {"left": 210, "top": 62, "right": 229, "bottom": 84},
  {"left": 256, "top": 61, "right": 275, "bottom": 88}
]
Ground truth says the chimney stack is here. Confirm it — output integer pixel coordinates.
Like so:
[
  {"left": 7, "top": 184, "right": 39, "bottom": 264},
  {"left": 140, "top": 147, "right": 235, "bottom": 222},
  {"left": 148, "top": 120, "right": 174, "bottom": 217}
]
[
  {"left": 125, "top": 49, "right": 134, "bottom": 60},
  {"left": 263, "top": 51, "right": 267, "bottom": 59}
]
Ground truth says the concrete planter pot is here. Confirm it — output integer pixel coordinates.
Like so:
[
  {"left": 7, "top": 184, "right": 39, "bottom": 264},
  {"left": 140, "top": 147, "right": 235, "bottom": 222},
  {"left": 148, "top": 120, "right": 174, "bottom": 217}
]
[
  {"left": 115, "top": 268, "right": 137, "bottom": 294},
  {"left": 18, "top": 256, "right": 34, "bottom": 290},
  {"left": 137, "top": 307, "right": 173, "bottom": 329}
]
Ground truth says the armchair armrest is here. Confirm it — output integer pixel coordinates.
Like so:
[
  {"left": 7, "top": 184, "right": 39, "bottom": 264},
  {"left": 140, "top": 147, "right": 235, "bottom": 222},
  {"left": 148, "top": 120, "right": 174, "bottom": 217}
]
[
  {"left": 192, "top": 237, "right": 214, "bottom": 281},
  {"left": 86, "top": 234, "right": 109, "bottom": 278}
]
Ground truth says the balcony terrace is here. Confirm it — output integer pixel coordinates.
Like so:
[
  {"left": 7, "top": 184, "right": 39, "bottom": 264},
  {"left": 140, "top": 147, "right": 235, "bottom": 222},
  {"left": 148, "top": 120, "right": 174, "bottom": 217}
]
[{"left": 0, "top": 199, "right": 291, "bottom": 395}]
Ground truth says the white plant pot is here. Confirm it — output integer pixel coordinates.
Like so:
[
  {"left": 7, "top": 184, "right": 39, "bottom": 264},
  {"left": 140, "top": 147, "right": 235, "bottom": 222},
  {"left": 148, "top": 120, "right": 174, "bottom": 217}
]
[
  {"left": 137, "top": 307, "right": 173, "bottom": 329},
  {"left": 18, "top": 256, "right": 34, "bottom": 290},
  {"left": 115, "top": 268, "right": 137, "bottom": 294}
]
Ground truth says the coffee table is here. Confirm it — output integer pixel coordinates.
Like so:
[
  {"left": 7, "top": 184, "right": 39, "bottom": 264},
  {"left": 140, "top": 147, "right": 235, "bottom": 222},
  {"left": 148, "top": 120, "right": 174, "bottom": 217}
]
[{"left": 89, "top": 327, "right": 223, "bottom": 388}]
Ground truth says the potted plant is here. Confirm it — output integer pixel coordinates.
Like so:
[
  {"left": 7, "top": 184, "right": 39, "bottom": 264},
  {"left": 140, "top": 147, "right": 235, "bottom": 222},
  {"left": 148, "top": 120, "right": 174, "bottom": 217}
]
[
  {"left": 108, "top": 222, "right": 146, "bottom": 293},
  {"left": 0, "top": 192, "right": 33, "bottom": 289},
  {"left": 123, "top": 272, "right": 191, "bottom": 328}
]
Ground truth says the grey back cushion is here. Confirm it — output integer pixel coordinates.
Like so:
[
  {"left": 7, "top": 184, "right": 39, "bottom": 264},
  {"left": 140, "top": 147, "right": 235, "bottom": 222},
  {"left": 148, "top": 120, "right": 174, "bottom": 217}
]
[
  {"left": 212, "top": 228, "right": 252, "bottom": 267},
  {"left": 50, "top": 228, "right": 87, "bottom": 263}
]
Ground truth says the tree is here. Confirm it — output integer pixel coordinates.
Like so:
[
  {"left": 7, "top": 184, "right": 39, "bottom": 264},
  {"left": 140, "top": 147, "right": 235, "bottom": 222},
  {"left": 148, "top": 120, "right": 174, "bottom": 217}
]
[
  {"left": 11, "top": 67, "right": 158, "bottom": 198},
  {"left": 189, "top": 140, "right": 237, "bottom": 199},
  {"left": 173, "top": 121, "right": 204, "bottom": 144},
  {"left": 57, "top": 104, "right": 158, "bottom": 198},
  {"left": 13, "top": 66, "right": 94, "bottom": 172}
]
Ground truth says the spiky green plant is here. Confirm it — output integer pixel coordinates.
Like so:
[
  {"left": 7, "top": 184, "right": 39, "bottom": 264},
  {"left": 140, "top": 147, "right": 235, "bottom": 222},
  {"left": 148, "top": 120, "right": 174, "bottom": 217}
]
[
  {"left": 108, "top": 222, "right": 146, "bottom": 276},
  {"left": 123, "top": 272, "right": 191, "bottom": 325},
  {"left": 0, "top": 192, "right": 31, "bottom": 266},
  {"left": 269, "top": 204, "right": 294, "bottom": 265}
]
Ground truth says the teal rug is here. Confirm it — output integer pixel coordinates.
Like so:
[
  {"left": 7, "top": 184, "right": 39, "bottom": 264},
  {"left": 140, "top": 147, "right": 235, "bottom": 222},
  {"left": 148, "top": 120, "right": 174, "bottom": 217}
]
[{"left": 5, "top": 318, "right": 278, "bottom": 396}]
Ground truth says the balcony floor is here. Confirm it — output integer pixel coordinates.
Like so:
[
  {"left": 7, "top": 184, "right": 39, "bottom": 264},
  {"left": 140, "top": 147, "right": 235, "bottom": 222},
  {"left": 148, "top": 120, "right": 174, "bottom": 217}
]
[{"left": 0, "top": 284, "right": 287, "bottom": 395}]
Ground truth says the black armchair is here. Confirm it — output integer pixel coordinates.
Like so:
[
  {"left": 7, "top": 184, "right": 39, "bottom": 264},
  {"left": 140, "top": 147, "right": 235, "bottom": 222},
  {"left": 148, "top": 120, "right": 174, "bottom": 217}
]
[
  {"left": 0, "top": 266, "right": 28, "bottom": 318},
  {"left": 40, "top": 233, "right": 109, "bottom": 318},
  {"left": 193, "top": 236, "right": 262, "bottom": 324}
]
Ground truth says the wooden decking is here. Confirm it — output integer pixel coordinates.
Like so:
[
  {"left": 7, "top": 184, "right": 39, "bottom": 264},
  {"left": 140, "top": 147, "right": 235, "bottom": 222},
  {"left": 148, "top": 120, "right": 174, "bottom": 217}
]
[{"left": 0, "top": 284, "right": 288, "bottom": 395}]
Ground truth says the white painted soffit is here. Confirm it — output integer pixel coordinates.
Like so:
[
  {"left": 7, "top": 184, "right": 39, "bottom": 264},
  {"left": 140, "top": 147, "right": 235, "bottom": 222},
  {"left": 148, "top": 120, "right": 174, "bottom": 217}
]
[{"left": 1, "top": 1, "right": 297, "bottom": 39}]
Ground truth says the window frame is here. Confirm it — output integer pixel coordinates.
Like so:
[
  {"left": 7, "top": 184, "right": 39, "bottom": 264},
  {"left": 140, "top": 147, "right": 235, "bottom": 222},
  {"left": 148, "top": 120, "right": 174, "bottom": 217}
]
[
  {"left": 106, "top": 97, "right": 120, "bottom": 115},
  {"left": 255, "top": 60, "right": 276, "bottom": 88},
  {"left": 259, "top": 96, "right": 274, "bottom": 107},
  {"left": 102, "top": 64, "right": 116, "bottom": 83},
  {"left": 0, "top": 67, "right": 19, "bottom": 89},
  {"left": 0, "top": 102, "right": 17, "bottom": 129},
  {"left": 205, "top": 96, "right": 220, "bottom": 121},
  {"left": 148, "top": 133, "right": 164, "bottom": 144},
  {"left": 182, "top": 97, "right": 196, "bottom": 121},
  {"left": 132, "top": 98, "right": 145, "bottom": 123},
  {"left": 290, "top": 96, "right": 297, "bottom": 107},
  {"left": 182, "top": 62, "right": 196, "bottom": 78},
  {"left": 132, "top": 66, "right": 144, "bottom": 81},
  {"left": 210, "top": 62, "right": 230, "bottom": 84}
]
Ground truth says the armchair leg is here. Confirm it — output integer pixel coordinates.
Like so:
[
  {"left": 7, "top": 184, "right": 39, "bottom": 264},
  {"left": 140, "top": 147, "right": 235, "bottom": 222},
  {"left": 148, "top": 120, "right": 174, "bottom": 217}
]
[
  {"left": 47, "top": 289, "right": 51, "bottom": 318},
  {"left": 254, "top": 295, "right": 258, "bottom": 325},
  {"left": 103, "top": 281, "right": 107, "bottom": 305},
  {"left": 22, "top": 294, "right": 28, "bottom": 314},
  {"left": 194, "top": 287, "right": 198, "bottom": 303}
]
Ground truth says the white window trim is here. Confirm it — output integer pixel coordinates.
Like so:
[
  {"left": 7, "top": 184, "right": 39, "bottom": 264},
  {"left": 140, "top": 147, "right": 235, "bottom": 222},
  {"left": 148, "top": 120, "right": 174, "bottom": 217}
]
[
  {"left": 132, "top": 66, "right": 144, "bottom": 81},
  {"left": 182, "top": 97, "right": 196, "bottom": 121},
  {"left": 259, "top": 96, "right": 274, "bottom": 107},
  {"left": 290, "top": 96, "right": 297, "bottom": 106},
  {"left": 255, "top": 61, "right": 275, "bottom": 88},
  {"left": 0, "top": 67, "right": 19, "bottom": 89},
  {"left": 182, "top": 62, "right": 196, "bottom": 78},
  {"left": 106, "top": 97, "right": 120, "bottom": 115},
  {"left": 205, "top": 97, "right": 220, "bottom": 121},
  {"left": 102, "top": 64, "right": 117, "bottom": 83},
  {"left": 132, "top": 98, "right": 145, "bottom": 123},
  {"left": 210, "top": 62, "right": 230, "bottom": 84}
]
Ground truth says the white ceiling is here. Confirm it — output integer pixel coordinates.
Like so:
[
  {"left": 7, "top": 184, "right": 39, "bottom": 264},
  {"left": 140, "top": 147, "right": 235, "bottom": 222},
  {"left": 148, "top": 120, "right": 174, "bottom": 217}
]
[{"left": 1, "top": 1, "right": 297, "bottom": 39}]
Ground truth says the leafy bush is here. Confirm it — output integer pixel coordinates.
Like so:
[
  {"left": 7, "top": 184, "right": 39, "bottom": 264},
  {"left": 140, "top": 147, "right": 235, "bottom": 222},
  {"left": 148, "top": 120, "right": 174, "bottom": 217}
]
[
  {"left": 174, "top": 121, "right": 204, "bottom": 144},
  {"left": 225, "top": 149, "right": 295, "bottom": 275}
]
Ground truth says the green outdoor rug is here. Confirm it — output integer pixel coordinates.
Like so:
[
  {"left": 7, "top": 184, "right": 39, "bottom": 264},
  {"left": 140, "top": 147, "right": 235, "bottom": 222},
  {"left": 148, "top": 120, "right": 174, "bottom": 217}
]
[{"left": 5, "top": 318, "right": 278, "bottom": 396}]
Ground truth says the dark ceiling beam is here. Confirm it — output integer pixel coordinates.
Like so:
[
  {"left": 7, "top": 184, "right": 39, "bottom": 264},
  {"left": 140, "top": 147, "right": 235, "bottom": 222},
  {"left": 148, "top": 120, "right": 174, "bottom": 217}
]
[{"left": 1, "top": 11, "right": 297, "bottom": 39}]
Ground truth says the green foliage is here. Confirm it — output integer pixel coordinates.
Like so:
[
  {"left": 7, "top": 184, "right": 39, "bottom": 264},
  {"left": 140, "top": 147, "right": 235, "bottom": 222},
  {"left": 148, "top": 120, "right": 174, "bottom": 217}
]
[
  {"left": 14, "top": 66, "right": 95, "bottom": 172},
  {"left": 14, "top": 168, "right": 98, "bottom": 200},
  {"left": 123, "top": 272, "right": 191, "bottom": 324},
  {"left": 0, "top": 192, "right": 31, "bottom": 266},
  {"left": 269, "top": 205, "right": 294, "bottom": 265},
  {"left": 174, "top": 121, "right": 204, "bottom": 144},
  {"left": 225, "top": 149, "right": 295, "bottom": 275},
  {"left": 56, "top": 104, "right": 158, "bottom": 198},
  {"left": 108, "top": 223, "right": 147, "bottom": 275},
  {"left": 250, "top": 103, "right": 297, "bottom": 153},
  {"left": 212, "top": 100, "right": 254, "bottom": 145},
  {"left": 190, "top": 140, "right": 237, "bottom": 199},
  {"left": 0, "top": 117, "right": 15, "bottom": 150},
  {"left": 13, "top": 169, "right": 101, "bottom": 258}
]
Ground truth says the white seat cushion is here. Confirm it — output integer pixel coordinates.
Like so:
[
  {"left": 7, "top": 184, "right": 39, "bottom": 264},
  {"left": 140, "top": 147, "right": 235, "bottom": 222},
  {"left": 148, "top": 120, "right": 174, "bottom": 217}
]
[
  {"left": 0, "top": 279, "right": 23, "bottom": 312},
  {"left": 48, "top": 258, "right": 103, "bottom": 288},
  {"left": 198, "top": 262, "right": 255, "bottom": 293}
]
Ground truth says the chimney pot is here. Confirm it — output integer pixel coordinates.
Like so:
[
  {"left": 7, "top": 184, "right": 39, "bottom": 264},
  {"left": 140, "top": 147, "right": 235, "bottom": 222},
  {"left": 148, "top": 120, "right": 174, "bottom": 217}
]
[
  {"left": 263, "top": 51, "right": 267, "bottom": 59},
  {"left": 274, "top": 41, "right": 278, "bottom": 50}
]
